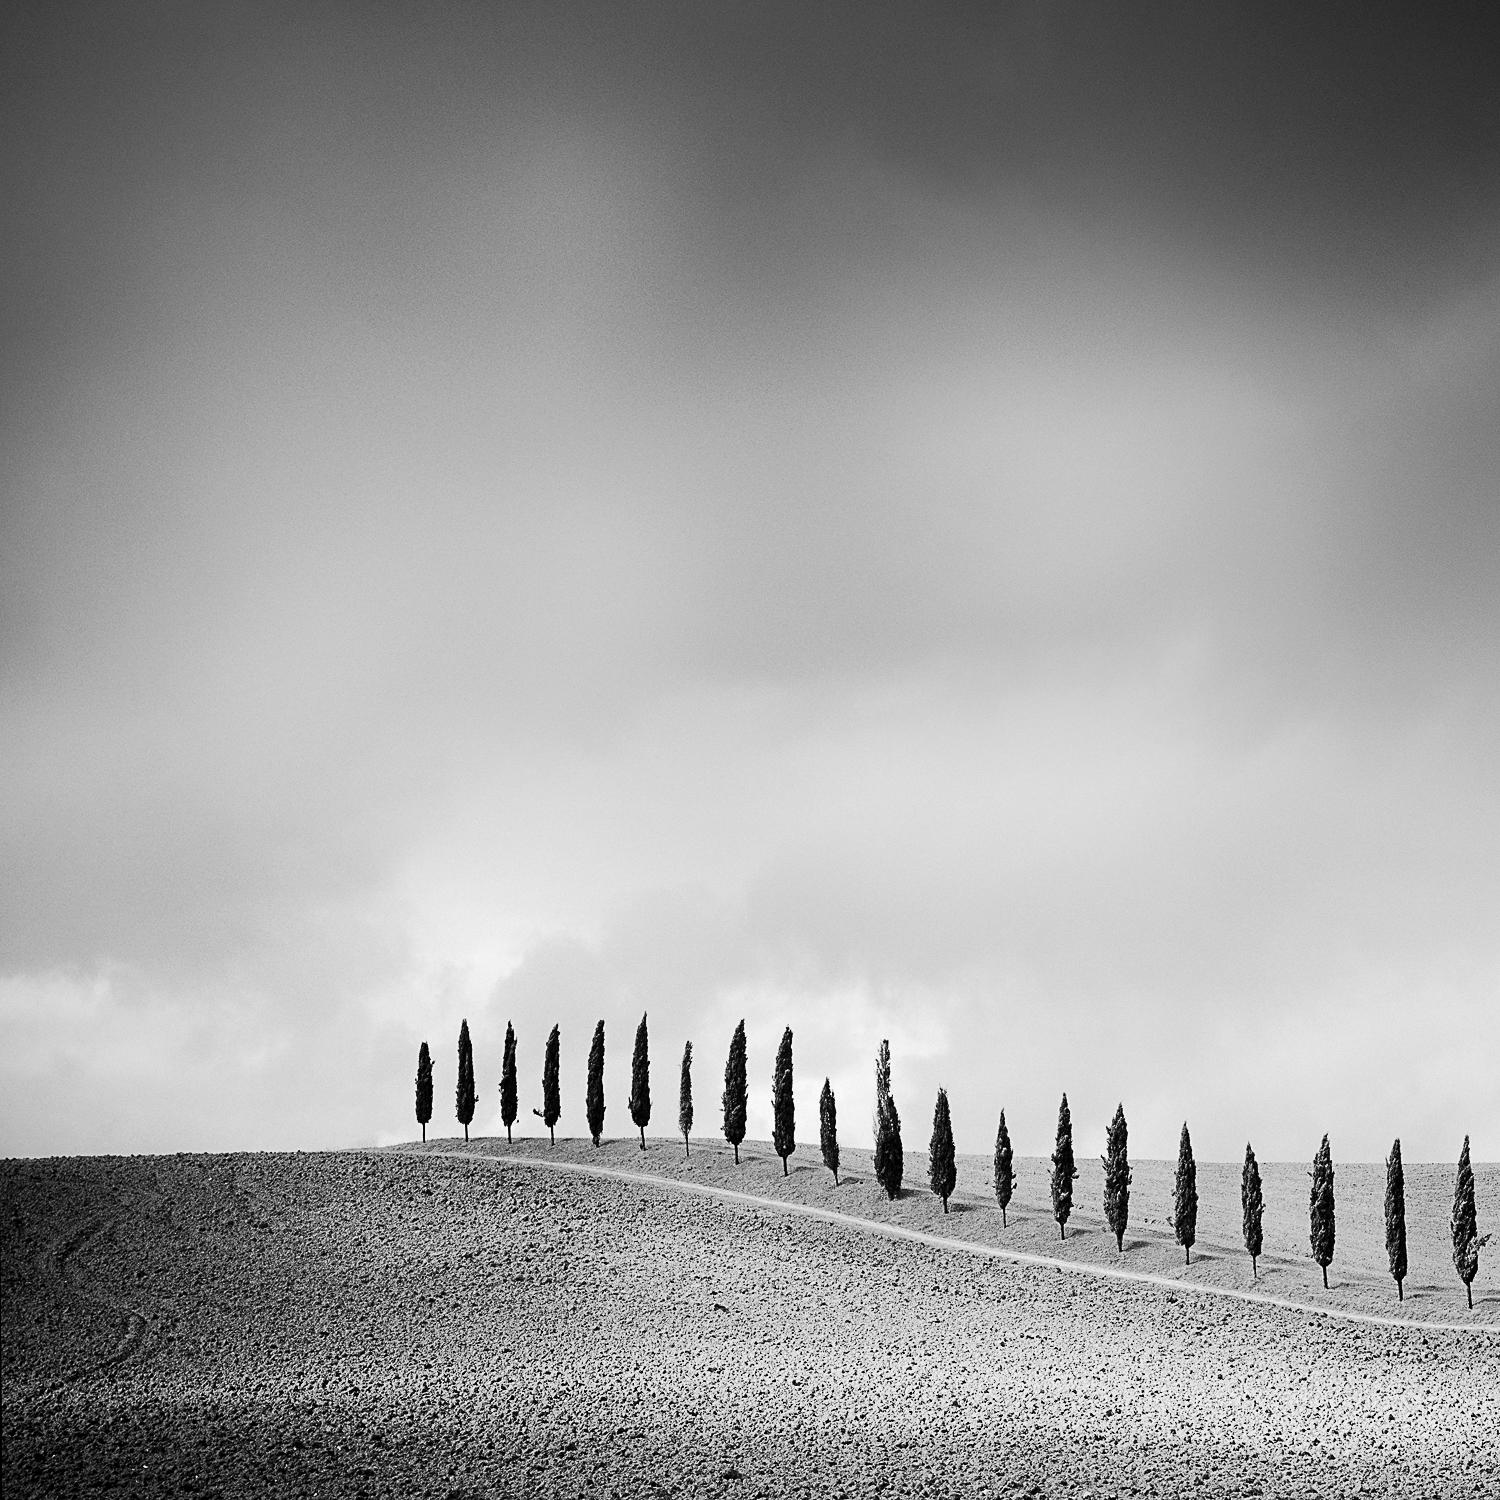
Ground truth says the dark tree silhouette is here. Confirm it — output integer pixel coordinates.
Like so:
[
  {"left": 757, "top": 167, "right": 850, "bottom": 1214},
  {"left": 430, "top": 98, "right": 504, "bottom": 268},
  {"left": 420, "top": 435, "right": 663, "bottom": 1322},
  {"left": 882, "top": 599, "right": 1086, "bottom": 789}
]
[
  {"left": 1242, "top": 1142, "right": 1264, "bottom": 1281},
  {"left": 1309, "top": 1133, "right": 1336, "bottom": 1288},
  {"left": 415, "top": 1041, "right": 433, "bottom": 1143},
  {"left": 500, "top": 1022, "right": 518, "bottom": 1144},
  {"left": 722, "top": 1020, "right": 748, "bottom": 1164},
  {"left": 1385, "top": 1137, "right": 1408, "bottom": 1301},
  {"left": 678, "top": 1041, "right": 693, "bottom": 1156},
  {"left": 872, "top": 1039, "right": 903, "bottom": 1200},
  {"left": 455, "top": 1019, "right": 476, "bottom": 1143},
  {"left": 1102, "top": 1102, "right": 1131, "bottom": 1253},
  {"left": 1174, "top": 1122, "right": 1198, "bottom": 1265},
  {"left": 819, "top": 1077, "right": 840, "bottom": 1185},
  {"left": 586, "top": 1020, "right": 606, "bottom": 1146},
  {"left": 771, "top": 1026, "right": 796, "bottom": 1174},
  {"left": 993, "top": 1110, "right": 1014, "bottom": 1226},
  {"left": 533, "top": 1024, "right": 560, "bottom": 1144},
  {"left": 928, "top": 1088, "right": 957, "bottom": 1212},
  {"left": 1452, "top": 1134, "right": 1484, "bottom": 1310},
  {"left": 1050, "top": 1094, "right": 1077, "bottom": 1240},
  {"left": 629, "top": 1013, "right": 651, "bottom": 1149}
]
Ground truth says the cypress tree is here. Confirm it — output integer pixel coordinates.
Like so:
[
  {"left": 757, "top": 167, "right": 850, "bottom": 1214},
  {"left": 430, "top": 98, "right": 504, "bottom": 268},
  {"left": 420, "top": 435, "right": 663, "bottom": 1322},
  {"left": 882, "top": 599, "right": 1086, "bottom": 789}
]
[
  {"left": 586, "top": 1020, "right": 606, "bottom": 1146},
  {"left": 1452, "top": 1134, "right": 1483, "bottom": 1311},
  {"left": 500, "top": 1021, "right": 518, "bottom": 1144},
  {"left": 678, "top": 1041, "right": 693, "bottom": 1156},
  {"left": 629, "top": 1013, "right": 651, "bottom": 1149},
  {"left": 771, "top": 1027, "right": 796, "bottom": 1174},
  {"left": 1309, "top": 1133, "right": 1335, "bottom": 1288},
  {"left": 1173, "top": 1122, "right": 1198, "bottom": 1265},
  {"left": 1385, "top": 1137, "right": 1408, "bottom": 1301},
  {"left": 1242, "top": 1142, "right": 1264, "bottom": 1281},
  {"left": 928, "top": 1088, "right": 957, "bottom": 1212},
  {"left": 1102, "top": 1103, "right": 1130, "bottom": 1253},
  {"left": 455, "top": 1019, "right": 476, "bottom": 1143},
  {"left": 1050, "top": 1094, "right": 1076, "bottom": 1240},
  {"left": 415, "top": 1041, "right": 433, "bottom": 1143},
  {"left": 993, "top": 1109, "right": 1014, "bottom": 1226},
  {"left": 819, "top": 1077, "right": 839, "bottom": 1185},
  {"left": 722, "top": 1019, "right": 748, "bottom": 1164},
  {"left": 532, "top": 1024, "right": 560, "bottom": 1144},
  {"left": 872, "top": 1038, "right": 904, "bottom": 1200}
]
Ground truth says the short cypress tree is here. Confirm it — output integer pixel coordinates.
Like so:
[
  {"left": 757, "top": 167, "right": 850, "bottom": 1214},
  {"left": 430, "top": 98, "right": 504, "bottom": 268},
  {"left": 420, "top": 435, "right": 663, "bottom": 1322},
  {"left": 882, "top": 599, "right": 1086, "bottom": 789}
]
[
  {"left": 1309, "top": 1133, "right": 1336, "bottom": 1288},
  {"left": 819, "top": 1077, "right": 839, "bottom": 1185},
  {"left": 1385, "top": 1137, "right": 1408, "bottom": 1301},
  {"left": 993, "top": 1110, "right": 1014, "bottom": 1226},
  {"left": 872, "top": 1039, "right": 904, "bottom": 1200},
  {"left": 678, "top": 1041, "right": 693, "bottom": 1156},
  {"left": 1173, "top": 1122, "right": 1198, "bottom": 1265},
  {"left": 1102, "top": 1103, "right": 1130, "bottom": 1253},
  {"left": 415, "top": 1041, "right": 433, "bottom": 1143},
  {"left": 586, "top": 1020, "right": 606, "bottom": 1146},
  {"left": 771, "top": 1026, "right": 795, "bottom": 1174},
  {"left": 722, "top": 1020, "right": 748, "bottom": 1164},
  {"left": 1242, "top": 1142, "right": 1264, "bottom": 1281},
  {"left": 1050, "top": 1094, "right": 1077, "bottom": 1240},
  {"left": 629, "top": 1013, "right": 651, "bottom": 1149},
  {"left": 500, "top": 1022, "right": 518, "bottom": 1144},
  {"left": 455, "top": 1019, "right": 476, "bottom": 1143},
  {"left": 1452, "top": 1135, "right": 1483, "bottom": 1311},
  {"left": 533, "top": 1024, "right": 560, "bottom": 1144},
  {"left": 928, "top": 1088, "right": 957, "bottom": 1212}
]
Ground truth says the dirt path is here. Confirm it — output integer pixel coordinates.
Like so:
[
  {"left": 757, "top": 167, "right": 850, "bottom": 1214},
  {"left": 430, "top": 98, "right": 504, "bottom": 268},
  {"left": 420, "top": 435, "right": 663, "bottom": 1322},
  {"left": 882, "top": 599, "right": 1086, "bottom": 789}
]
[{"left": 400, "top": 1145, "right": 1500, "bottom": 1338}]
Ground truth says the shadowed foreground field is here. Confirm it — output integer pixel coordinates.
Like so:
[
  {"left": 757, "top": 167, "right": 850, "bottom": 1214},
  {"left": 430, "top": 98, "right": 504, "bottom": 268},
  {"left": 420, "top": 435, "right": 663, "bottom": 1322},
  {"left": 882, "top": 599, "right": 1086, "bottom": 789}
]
[{"left": 3, "top": 1148, "right": 1498, "bottom": 1499}]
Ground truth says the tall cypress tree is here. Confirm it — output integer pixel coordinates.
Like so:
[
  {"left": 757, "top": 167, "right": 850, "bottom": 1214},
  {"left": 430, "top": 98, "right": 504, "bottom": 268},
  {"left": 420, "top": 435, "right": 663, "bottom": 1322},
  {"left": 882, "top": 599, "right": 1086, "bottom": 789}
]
[
  {"left": 415, "top": 1041, "right": 433, "bottom": 1143},
  {"left": 1174, "top": 1122, "right": 1198, "bottom": 1265},
  {"left": 678, "top": 1041, "right": 694, "bottom": 1156},
  {"left": 771, "top": 1026, "right": 796, "bottom": 1174},
  {"left": 1309, "top": 1133, "right": 1336, "bottom": 1289},
  {"left": 1385, "top": 1137, "right": 1408, "bottom": 1301},
  {"left": 993, "top": 1110, "right": 1014, "bottom": 1227},
  {"left": 1102, "top": 1103, "right": 1130, "bottom": 1253},
  {"left": 928, "top": 1088, "right": 957, "bottom": 1212},
  {"left": 872, "top": 1039, "right": 903, "bottom": 1200},
  {"left": 533, "top": 1024, "right": 560, "bottom": 1144},
  {"left": 1242, "top": 1142, "right": 1264, "bottom": 1281},
  {"left": 629, "top": 1013, "right": 651, "bottom": 1149},
  {"left": 819, "top": 1077, "right": 839, "bottom": 1185},
  {"left": 1050, "top": 1094, "right": 1076, "bottom": 1240},
  {"left": 455, "top": 1019, "right": 476, "bottom": 1143},
  {"left": 586, "top": 1020, "right": 606, "bottom": 1146},
  {"left": 1452, "top": 1134, "right": 1483, "bottom": 1311},
  {"left": 500, "top": 1022, "right": 518, "bottom": 1144},
  {"left": 722, "top": 1019, "right": 748, "bottom": 1164}
]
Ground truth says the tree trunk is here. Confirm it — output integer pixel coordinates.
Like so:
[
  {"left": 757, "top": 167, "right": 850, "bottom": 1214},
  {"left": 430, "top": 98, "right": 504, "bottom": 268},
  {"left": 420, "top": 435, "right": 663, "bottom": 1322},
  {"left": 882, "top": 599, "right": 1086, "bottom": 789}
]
[
  {"left": 1251, "top": 1255, "right": 1257, "bottom": 1282},
  {"left": 1001, "top": 1207, "right": 1006, "bottom": 1227},
  {"left": 942, "top": 1197, "right": 948, "bottom": 1214},
  {"left": 1185, "top": 1246, "right": 1190, "bottom": 1266},
  {"left": 639, "top": 1126, "right": 645, "bottom": 1150},
  {"left": 1468, "top": 1283, "right": 1474, "bottom": 1310},
  {"left": 684, "top": 1136, "right": 690, "bottom": 1157},
  {"left": 733, "top": 1143, "right": 739, "bottom": 1164},
  {"left": 1322, "top": 1265, "right": 1328, "bottom": 1289},
  {"left": 782, "top": 1156, "right": 788, "bottom": 1176},
  {"left": 464, "top": 1123, "right": 469, "bottom": 1142},
  {"left": 834, "top": 1170, "right": 839, "bottom": 1186},
  {"left": 421, "top": 1123, "right": 426, "bottom": 1143},
  {"left": 1059, "top": 1223, "right": 1065, "bottom": 1241},
  {"left": 549, "top": 1124, "right": 555, "bottom": 1145},
  {"left": 1115, "top": 1232, "right": 1123, "bottom": 1253},
  {"left": 1397, "top": 1279, "right": 1403, "bottom": 1301}
]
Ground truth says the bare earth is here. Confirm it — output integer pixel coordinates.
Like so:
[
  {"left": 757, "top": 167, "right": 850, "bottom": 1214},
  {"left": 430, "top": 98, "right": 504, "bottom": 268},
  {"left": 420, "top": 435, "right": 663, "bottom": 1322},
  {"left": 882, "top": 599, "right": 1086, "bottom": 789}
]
[{"left": 3, "top": 1141, "right": 1497, "bottom": 1499}]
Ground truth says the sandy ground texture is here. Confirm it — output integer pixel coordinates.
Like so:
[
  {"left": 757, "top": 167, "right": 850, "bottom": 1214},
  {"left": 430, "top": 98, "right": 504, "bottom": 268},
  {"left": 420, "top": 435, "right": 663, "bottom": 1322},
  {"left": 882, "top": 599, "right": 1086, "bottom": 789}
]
[{"left": 2, "top": 1147, "right": 1496, "bottom": 1500}]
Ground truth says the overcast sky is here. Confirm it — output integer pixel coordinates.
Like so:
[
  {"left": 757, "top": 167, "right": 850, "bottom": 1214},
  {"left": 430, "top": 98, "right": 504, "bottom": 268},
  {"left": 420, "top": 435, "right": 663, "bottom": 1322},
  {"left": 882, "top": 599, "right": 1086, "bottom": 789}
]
[{"left": 4, "top": 4, "right": 1497, "bottom": 1164}]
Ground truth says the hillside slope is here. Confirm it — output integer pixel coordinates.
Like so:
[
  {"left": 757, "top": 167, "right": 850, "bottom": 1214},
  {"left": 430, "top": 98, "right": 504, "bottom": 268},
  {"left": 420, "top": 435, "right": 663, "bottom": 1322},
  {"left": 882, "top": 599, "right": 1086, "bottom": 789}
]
[{"left": 4, "top": 1149, "right": 1498, "bottom": 1499}]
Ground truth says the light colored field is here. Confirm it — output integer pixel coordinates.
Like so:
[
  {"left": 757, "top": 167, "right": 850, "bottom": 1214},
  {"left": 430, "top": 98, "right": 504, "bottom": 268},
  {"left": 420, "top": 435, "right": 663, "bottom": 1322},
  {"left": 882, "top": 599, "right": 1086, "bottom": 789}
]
[
  {"left": 4, "top": 1148, "right": 1497, "bottom": 1500},
  {"left": 431, "top": 1133, "right": 1498, "bottom": 1326}
]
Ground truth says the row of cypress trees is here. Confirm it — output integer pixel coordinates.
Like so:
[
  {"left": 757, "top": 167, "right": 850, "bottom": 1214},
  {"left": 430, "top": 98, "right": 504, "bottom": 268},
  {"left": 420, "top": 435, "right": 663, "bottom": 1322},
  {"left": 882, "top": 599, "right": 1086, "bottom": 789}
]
[{"left": 414, "top": 1022, "right": 1487, "bottom": 1305}]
